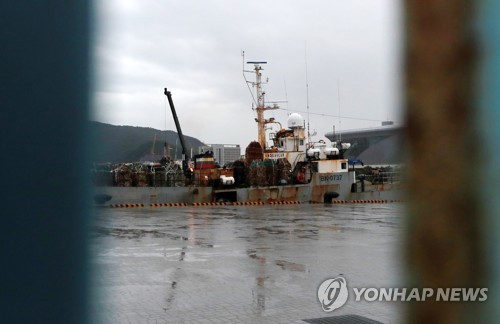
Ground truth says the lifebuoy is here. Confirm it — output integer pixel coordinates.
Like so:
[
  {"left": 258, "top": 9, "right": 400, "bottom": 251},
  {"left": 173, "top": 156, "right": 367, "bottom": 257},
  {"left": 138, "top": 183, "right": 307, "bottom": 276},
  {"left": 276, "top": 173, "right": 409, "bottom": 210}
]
[{"left": 296, "top": 172, "right": 305, "bottom": 183}]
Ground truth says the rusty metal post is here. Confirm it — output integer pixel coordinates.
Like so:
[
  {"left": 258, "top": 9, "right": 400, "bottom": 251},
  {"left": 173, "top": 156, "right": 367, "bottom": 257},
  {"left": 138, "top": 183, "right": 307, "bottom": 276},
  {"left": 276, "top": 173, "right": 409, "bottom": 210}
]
[{"left": 405, "top": 0, "right": 487, "bottom": 322}]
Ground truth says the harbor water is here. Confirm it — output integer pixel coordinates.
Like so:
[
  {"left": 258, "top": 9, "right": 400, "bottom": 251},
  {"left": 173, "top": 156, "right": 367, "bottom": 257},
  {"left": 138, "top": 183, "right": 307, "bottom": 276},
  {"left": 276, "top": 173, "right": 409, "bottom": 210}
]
[{"left": 90, "top": 204, "right": 403, "bottom": 323}]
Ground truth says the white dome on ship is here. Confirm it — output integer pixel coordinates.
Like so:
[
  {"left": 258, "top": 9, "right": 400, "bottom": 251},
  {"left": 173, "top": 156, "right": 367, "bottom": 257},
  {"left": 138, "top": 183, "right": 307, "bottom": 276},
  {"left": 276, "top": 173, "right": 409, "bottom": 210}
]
[{"left": 287, "top": 113, "right": 304, "bottom": 129}]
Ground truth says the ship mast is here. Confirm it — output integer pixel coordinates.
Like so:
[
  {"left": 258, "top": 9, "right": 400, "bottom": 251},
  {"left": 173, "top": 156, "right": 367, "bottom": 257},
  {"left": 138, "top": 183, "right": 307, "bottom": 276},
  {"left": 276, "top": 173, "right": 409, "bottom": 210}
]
[{"left": 246, "top": 62, "right": 279, "bottom": 149}]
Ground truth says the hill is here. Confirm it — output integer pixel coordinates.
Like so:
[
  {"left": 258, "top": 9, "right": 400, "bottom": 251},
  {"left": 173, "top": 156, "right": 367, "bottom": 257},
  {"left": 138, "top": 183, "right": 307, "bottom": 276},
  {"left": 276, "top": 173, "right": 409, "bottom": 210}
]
[{"left": 89, "top": 121, "right": 205, "bottom": 163}]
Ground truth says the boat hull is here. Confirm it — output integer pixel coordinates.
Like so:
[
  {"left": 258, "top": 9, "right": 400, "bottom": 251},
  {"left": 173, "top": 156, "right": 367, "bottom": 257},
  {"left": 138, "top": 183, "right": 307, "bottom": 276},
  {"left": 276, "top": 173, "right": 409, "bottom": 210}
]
[{"left": 93, "top": 171, "right": 402, "bottom": 206}]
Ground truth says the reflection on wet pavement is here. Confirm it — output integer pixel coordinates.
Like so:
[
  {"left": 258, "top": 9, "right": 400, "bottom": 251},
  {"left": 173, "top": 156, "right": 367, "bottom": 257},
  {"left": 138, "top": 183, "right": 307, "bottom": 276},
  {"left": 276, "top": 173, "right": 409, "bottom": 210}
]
[
  {"left": 90, "top": 204, "right": 402, "bottom": 323},
  {"left": 275, "top": 260, "right": 307, "bottom": 272}
]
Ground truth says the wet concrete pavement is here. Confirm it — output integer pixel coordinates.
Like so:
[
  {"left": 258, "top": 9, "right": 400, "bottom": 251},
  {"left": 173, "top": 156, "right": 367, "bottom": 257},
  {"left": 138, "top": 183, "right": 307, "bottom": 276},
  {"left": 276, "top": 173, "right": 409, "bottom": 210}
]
[{"left": 90, "top": 204, "right": 403, "bottom": 323}]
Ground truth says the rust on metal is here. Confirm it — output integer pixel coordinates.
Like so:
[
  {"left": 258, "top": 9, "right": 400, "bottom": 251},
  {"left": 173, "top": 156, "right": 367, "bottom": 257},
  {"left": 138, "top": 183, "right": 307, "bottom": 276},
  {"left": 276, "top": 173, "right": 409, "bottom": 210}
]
[{"left": 406, "top": 0, "right": 485, "bottom": 322}]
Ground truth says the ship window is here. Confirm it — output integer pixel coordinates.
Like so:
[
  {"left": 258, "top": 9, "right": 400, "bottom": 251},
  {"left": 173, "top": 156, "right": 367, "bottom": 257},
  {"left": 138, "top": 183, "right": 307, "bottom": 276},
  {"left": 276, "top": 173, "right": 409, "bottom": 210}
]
[
  {"left": 300, "top": 139, "right": 304, "bottom": 145},
  {"left": 341, "top": 162, "right": 347, "bottom": 170}
]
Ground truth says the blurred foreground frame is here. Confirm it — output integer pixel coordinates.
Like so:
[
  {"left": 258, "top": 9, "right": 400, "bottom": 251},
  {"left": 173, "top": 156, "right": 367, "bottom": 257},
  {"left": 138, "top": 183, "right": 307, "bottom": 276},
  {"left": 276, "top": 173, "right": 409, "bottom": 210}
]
[
  {"left": 1, "top": 1, "right": 91, "bottom": 324},
  {"left": 1, "top": 0, "right": 499, "bottom": 323},
  {"left": 406, "top": 0, "right": 498, "bottom": 323}
]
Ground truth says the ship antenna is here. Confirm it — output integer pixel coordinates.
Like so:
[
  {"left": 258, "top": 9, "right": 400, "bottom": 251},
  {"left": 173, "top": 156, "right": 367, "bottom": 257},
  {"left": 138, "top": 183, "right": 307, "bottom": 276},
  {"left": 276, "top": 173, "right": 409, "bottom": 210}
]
[
  {"left": 283, "top": 77, "right": 289, "bottom": 111},
  {"left": 242, "top": 50, "right": 257, "bottom": 106},
  {"left": 337, "top": 81, "right": 342, "bottom": 143},
  {"left": 305, "top": 43, "right": 310, "bottom": 143}
]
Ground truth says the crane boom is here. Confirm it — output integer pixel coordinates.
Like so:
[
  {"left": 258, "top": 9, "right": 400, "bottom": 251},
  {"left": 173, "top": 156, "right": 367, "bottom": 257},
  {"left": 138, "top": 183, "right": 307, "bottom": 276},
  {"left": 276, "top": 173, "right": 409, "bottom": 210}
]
[{"left": 164, "top": 88, "right": 189, "bottom": 175}]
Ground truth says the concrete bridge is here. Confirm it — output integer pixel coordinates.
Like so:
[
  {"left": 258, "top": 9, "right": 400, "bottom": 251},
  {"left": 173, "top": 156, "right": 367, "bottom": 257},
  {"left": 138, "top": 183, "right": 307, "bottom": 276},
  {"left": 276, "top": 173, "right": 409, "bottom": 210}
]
[{"left": 324, "top": 124, "right": 404, "bottom": 165}]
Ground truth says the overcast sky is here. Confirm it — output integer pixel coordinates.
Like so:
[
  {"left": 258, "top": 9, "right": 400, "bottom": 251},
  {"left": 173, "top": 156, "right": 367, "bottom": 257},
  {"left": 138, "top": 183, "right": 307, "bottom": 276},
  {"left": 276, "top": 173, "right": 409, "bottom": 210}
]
[{"left": 92, "top": 0, "right": 403, "bottom": 148}]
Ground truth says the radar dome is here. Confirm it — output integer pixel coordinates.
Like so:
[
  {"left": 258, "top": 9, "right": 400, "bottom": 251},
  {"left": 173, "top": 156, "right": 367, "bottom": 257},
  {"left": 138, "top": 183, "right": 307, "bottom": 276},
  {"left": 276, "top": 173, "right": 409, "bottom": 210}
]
[{"left": 287, "top": 113, "right": 304, "bottom": 129}]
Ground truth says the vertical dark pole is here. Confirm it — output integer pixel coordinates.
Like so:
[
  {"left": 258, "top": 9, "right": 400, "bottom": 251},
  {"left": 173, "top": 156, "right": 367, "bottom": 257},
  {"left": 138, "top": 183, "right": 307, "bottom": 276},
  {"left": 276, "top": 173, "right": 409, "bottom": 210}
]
[{"left": 0, "top": 2, "right": 91, "bottom": 323}]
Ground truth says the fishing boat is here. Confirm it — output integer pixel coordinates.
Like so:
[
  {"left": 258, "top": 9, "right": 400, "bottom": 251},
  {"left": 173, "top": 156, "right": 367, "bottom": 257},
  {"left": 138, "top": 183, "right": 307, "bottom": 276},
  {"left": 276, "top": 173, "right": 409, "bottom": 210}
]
[{"left": 92, "top": 62, "right": 401, "bottom": 207}]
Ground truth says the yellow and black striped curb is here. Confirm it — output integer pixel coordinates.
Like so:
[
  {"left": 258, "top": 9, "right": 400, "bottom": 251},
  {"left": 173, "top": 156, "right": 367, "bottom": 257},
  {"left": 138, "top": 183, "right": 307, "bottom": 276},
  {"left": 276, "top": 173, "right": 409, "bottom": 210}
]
[
  {"left": 231, "top": 201, "right": 265, "bottom": 206},
  {"left": 109, "top": 200, "right": 404, "bottom": 207},
  {"left": 109, "top": 203, "right": 145, "bottom": 208},
  {"left": 329, "top": 199, "right": 403, "bottom": 204},
  {"left": 268, "top": 201, "right": 301, "bottom": 205},
  {"left": 192, "top": 202, "right": 232, "bottom": 206}
]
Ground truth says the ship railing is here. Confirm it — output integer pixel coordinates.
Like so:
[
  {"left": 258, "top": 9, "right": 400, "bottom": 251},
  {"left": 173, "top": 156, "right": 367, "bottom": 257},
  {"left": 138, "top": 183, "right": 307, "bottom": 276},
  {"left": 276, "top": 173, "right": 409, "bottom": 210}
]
[
  {"left": 351, "top": 170, "right": 404, "bottom": 193},
  {"left": 373, "top": 171, "right": 403, "bottom": 184}
]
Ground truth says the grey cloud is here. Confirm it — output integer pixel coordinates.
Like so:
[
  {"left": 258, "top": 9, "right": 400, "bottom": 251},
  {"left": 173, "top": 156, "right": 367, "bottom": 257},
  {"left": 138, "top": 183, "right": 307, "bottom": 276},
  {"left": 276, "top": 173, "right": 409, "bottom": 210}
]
[{"left": 93, "top": 0, "right": 402, "bottom": 147}]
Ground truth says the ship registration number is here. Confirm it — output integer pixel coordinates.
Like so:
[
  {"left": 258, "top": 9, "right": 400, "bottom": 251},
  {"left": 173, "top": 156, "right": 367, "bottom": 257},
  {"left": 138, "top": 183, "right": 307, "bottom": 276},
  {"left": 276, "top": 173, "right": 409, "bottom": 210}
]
[
  {"left": 319, "top": 174, "right": 342, "bottom": 183},
  {"left": 264, "top": 152, "right": 286, "bottom": 159}
]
